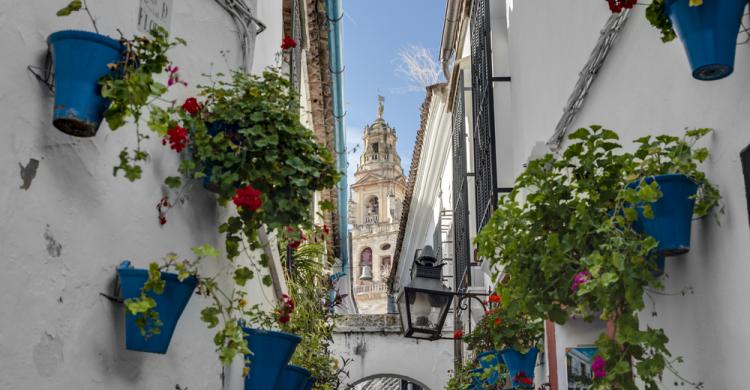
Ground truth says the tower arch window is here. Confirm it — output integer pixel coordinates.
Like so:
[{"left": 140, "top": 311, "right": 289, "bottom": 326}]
[
  {"left": 366, "top": 196, "right": 379, "bottom": 224},
  {"left": 361, "top": 247, "right": 373, "bottom": 266},
  {"left": 358, "top": 247, "right": 374, "bottom": 284}
]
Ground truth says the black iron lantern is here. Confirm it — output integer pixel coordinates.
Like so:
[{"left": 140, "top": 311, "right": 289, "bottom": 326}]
[{"left": 396, "top": 245, "right": 454, "bottom": 340}]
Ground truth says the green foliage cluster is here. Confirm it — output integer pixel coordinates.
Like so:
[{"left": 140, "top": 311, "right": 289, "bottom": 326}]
[
  {"left": 444, "top": 357, "right": 481, "bottom": 390},
  {"left": 475, "top": 126, "right": 718, "bottom": 389},
  {"left": 463, "top": 301, "right": 544, "bottom": 354},
  {"left": 154, "top": 70, "right": 340, "bottom": 259},
  {"left": 102, "top": 28, "right": 185, "bottom": 181},
  {"left": 280, "top": 237, "right": 344, "bottom": 389},
  {"left": 645, "top": 0, "right": 677, "bottom": 43},
  {"left": 644, "top": 0, "right": 704, "bottom": 43}
]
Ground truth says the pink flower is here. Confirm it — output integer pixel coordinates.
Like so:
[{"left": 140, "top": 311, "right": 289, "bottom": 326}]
[
  {"left": 166, "top": 64, "right": 187, "bottom": 87},
  {"left": 592, "top": 355, "right": 607, "bottom": 379},
  {"left": 571, "top": 270, "right": 591, "bottom": 292}
]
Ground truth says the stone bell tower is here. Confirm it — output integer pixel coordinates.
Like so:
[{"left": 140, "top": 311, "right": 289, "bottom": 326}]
[{"left": 349, "top": 96, "right": 407, "bottom": 314}]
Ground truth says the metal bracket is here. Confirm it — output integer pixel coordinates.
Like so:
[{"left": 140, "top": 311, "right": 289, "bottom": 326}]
[
  {"left": 99, "top": 275, "right": 123, "bottom": 304},
  {"left": 27, "top": 47, "right": 54, "bottom": 93}
]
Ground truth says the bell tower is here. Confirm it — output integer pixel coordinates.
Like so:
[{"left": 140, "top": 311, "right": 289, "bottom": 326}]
[{"left": 349, "top": 96, "right": 407, "bottom": 314}]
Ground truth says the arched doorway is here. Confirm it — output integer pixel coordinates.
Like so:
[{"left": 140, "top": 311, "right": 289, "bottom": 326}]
[{"left": 350, "top": 373, "right": 431, "bottom": 390}]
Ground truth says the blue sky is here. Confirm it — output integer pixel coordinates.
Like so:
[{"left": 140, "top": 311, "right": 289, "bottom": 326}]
[{"left": 342, "top": 0, "right": 446, "bottom": 181}]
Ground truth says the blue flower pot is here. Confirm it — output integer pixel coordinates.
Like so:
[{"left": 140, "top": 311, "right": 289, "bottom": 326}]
[
  {"left": 476, "top": 350, "right": 500, "bottom": 385},
  {"left": 302, "top": 377, "right": 316, "bottom": 390},
  {"left": 275, "top": 365, "right": 312, "bottom": 390},
  {"left": 202, "top": 121, "right": 242, "bottom": 192},
  {"left": 665, "top": 0, "right": 747, "bottom": 80},
  {"left": 500, "top": 347, "right": 538, "bottom": 389},
  {"left": 48, "top": 30, "right": 123, "bottom": 136},
  {"left": 243, "top": 328, "right": 302, "bottom": 390},
  {"left": 117, "top": 261, "right": 197, "bottom": 354},
  {"left": 628, "top": 174, "right": 698, "bottom": 256},
  {"left": 650, "top": 252, "right": 666, "bottom": 277},
  {"left": 468, "top": 368, "right": 484, "bottom": 390}
]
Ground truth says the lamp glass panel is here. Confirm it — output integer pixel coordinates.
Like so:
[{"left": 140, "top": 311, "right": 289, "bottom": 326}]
[{"left": 409, "top": 290, "right": 450, "bottom": 332}]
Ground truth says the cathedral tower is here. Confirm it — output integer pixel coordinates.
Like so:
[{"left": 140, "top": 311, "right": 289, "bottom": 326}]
[{"left": 349, "top": 96, "right": 406, "bottom": 314}]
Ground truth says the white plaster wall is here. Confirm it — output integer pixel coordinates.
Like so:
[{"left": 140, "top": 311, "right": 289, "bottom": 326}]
[
  {"left": 504, "top": 1, "right": 750, "bottom": 388},
  {"left": 0, "top": 1, "right": 286, "bottom": 389},
  {"left": 332, "top": 331, "right": 452, "bottom": 390},
  {"left": 394, "top": 87, "right": 453, "bottom": 293}
]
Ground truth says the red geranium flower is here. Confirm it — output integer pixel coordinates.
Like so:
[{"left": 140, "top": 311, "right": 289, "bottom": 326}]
[
  {"left": 232, "top": 185, "right": 263, "bottom": 212},
  {"left": 181, "top": 97, "right": 200, "bottom": 115},
  {"left": 453, "top": 330, "right": 463, "bottom": 339},
  {"left": 488, "top": 293, "right": 501, "bottom": 303},
  {"left": 606, "top": 0, "right": 636, "bottom": 13},
  {"left": 163, "top": 125, "right": 189, "bottom": 153},
  {"left": 512, "top": 371, "right": 534, "bottom": 386},
  {"left": 281, "top": 36, "right": 297, "bottom": 50}
]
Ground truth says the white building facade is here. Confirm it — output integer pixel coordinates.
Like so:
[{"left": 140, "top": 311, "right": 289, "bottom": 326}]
[{"left": 394, "top": 0, "right": 750, "bottom": 389}]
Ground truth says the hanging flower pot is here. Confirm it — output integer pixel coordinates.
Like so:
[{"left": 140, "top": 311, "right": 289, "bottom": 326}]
[
  {"left": 117, "top": 261, "right": 197, "bottom": 354},
  {"left": 302, "top": 377, "right": 316, "bottom": 390},
  {"left": 499, "top": 347, "right": 538, "bottom": 389},
  {"left": 48, "top": 30, "right": 123, "bottom": 136},
  {"left": 476, "top": 350, "right": 501, "bottom": 385},
  {"left": 243, "top": 327, "right": 302, "bottom": 390},
  {"left": 468, "top": 368, "right": 484, "bottom": 390},
  {"left": 665, "top": 0, "right": 747, "bottom": 80},
  {"left": 650, "top": 252, "right": 666, "bottom": 277},
  {"left": 629, "top": 174, "right": 698, "bottom": 256},
  {"left": 275, "top": 365, "right": 312, "bottom": 390}
]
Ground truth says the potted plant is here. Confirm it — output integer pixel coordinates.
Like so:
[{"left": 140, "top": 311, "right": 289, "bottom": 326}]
[
  {"left": 276, "top": 365, "right": 312, "bottom": 390},
  {"left": 461, "top": 293, "right": 540, "bottom": 389},
  {"left": 626, "top": 128, "right": 721, "bottom": 255},
  {"left": 476, "top": 126, "right": 710, "bottom": 389},
  {"left": 278, "top": 227, "right": 348, "bottom": 390},
  {"left": 51, "top": 1, "right": 184, "bottom": 144},
  {"left": 242, "top": 294, "right": 302, "bottom": 390},
  {"left": 151, "top": 69, "right": 339, "bottom": 259},
  {"left": 487, "top": 306, "right": 543, "bottom": 389},
  {"left": 608, "top": 0, "right": 747, "bottom": 80},
  {"left": 49, "top": 1, "right": 123, "bottom": 136},
  {"left": 121, "top": 244, "right": 262, "bottom": 364},
  {"left": 117, "top": 260, "right": 197, "bottom": 354}
]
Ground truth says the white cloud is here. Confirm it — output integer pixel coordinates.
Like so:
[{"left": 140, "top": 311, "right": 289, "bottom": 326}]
[{"left": 393, "top": 44, "right": 442, "bottom": 93}]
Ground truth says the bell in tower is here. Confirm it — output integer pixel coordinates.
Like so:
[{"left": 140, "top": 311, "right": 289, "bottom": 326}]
[{"left": 359, "top": 265, "right": 374, "bottom": 281}]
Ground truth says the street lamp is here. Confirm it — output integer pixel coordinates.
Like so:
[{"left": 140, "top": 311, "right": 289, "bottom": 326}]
[{"left": 396, "top": 245, "right": 454, "bottom": 340}]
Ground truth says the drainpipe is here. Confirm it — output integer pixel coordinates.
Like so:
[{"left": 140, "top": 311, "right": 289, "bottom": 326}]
[
  {"left": 439, "top": 0, "right": 461, "bottom": 79},
  {"left": 326, "top": 0, "right": 349, "bottom": 283}
]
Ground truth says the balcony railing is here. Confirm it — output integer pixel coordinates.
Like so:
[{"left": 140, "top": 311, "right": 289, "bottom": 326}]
[
  {"left": 452, "top": 71, "right": 471, "bottom": 291},
  {"left": 354, "top": 282, "right": 388, "bottom": 295},
  {"left": 471, "top": 0, "right": 497, "bottom": 232},
  {"left": 365, "top": 215, "right": 379, "bottom": 224}
]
